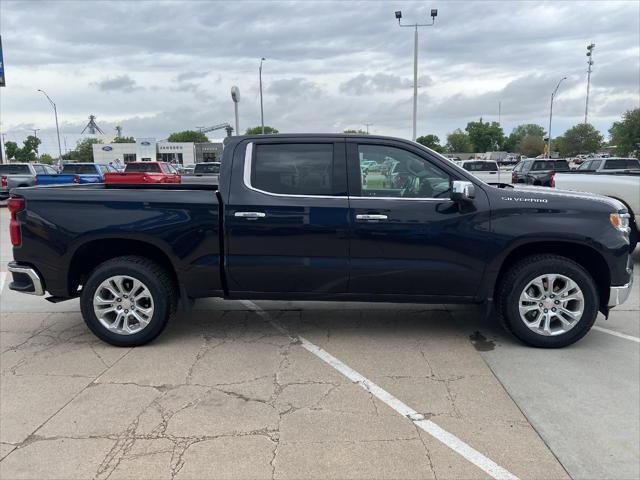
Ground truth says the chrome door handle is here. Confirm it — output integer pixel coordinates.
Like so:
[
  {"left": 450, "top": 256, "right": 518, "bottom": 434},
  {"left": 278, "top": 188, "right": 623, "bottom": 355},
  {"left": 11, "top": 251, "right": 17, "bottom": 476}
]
[
  {"left": 234, "top": 211, "right": 266, "bottom": 220},
  {"left": 356, "top": 214, "right": 388, "bottom": 222}
]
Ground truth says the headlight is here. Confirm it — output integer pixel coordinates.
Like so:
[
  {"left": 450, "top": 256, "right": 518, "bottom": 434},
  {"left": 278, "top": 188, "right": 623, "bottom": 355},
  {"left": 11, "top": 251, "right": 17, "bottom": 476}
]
[{"left": 610, "top": 213, "right": 631, "bottom": 234}]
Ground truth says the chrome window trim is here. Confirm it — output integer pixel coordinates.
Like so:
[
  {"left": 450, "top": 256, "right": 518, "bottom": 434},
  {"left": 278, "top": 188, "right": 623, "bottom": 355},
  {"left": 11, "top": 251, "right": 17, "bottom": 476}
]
[{"left": 243, "top": 141, "right": 452, "bottom": 202}]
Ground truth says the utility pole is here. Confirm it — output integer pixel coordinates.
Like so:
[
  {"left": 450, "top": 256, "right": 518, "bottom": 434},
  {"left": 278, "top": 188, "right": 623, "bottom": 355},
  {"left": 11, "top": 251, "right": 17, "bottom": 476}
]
[
  {"left": 548, "top": 77, "right": 567, "bottom": 159},
  {"left": 37, "top": 89, "right": 63, "bottom": 162},
  {"left": 585, "top": 43, "right": 595, "bottom": 124},
  {"left": 32, "top": 129, "right": 40, "bottom": 158},
  {"left": 231, "top": 86, "right": 241, "bottom": 135},
  {"left": 395, "top": 8, "right": 438, "bottom": 142},
  {"left": 115, "top": 125, "right": 123, "bottom": 138},
  {"left": 498, "top": 102, "right": 501, "bottom": 125},
  {"left": 364, "top": 123, "right": 373, "bottom": 134},
  {"left": 259, "top": 58, "right": 266, "bottom": 134}
]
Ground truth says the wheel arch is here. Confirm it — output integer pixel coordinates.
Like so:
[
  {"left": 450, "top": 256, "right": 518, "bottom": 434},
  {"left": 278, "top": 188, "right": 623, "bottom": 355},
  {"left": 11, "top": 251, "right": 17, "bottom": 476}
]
[
  {"left": 68, "top": 237, "right": 179, "bottom": 297},
  {"left": 491, "top": 241, "right": 611, "bottom": 310}
]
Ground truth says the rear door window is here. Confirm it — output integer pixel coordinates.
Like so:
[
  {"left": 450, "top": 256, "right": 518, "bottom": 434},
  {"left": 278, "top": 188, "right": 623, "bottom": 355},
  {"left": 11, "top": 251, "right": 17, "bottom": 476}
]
[{"left": 252, "top": 143, "right": 335, "bottom": 196}]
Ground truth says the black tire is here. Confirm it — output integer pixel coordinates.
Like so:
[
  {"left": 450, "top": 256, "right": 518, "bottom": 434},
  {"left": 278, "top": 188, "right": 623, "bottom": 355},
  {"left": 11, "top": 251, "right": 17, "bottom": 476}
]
[
  {"left": 496, "top": 254, "right": 599, "bottom": 348},
  {"left": 80, "top": 256, "right": 176, "bottom": 347},
  {"left": 629, "top": 222, "right": 638, "bottom": 253}
]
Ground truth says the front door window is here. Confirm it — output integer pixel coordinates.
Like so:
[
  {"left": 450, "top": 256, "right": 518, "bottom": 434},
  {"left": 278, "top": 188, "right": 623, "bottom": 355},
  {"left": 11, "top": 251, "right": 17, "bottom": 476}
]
[{"left": 358, "top": 145, "right": 451, "bottom": 198}]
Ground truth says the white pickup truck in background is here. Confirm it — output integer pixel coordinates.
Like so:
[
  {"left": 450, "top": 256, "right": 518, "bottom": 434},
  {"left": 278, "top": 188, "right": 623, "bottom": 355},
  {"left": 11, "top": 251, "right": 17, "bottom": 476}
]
[
  {"left": 553, "top": 172, "right": 640, "bottom": 250},
  {"left": 456, "top": 160, "right": 504, "bottom": 184}
]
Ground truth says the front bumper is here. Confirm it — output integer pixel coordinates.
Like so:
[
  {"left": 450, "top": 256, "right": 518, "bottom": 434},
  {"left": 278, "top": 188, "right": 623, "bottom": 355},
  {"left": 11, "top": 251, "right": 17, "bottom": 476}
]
[
  {"left": 608, "top": 255, "right": 634, "bottom": 307},
  {"left": 7, "top": 262, "right": 45, "bottom": 296}
]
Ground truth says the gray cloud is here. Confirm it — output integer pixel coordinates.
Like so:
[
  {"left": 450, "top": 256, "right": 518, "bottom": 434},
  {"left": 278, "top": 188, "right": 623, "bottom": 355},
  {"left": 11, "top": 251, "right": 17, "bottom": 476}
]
[
  {"left": 93, "top": 75, "right": 141, "bottom": 92},
  {"left": 1, "top": 0, "right": 638, "bottom": 153}
]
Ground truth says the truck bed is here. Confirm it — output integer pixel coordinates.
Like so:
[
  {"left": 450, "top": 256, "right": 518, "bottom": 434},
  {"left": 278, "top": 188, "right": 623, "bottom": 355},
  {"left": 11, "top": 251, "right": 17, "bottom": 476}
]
[{"left": 11, "top": 183, "right": 221, "bottom": 299}]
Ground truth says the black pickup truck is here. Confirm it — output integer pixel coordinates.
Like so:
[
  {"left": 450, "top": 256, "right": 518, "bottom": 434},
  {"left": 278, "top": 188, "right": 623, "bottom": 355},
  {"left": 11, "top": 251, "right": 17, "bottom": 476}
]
[{"left": 7, "top": 134, "right": 634, "bottom": 348}]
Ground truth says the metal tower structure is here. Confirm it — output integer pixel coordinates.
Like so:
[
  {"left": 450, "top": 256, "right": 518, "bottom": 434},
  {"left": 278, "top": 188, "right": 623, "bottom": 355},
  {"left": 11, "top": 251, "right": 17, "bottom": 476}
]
[
  {"left": 197, "top": 123, "right": 234, "bottom": 137},
  {"left": 81, "top": 114, "right": 104, "bottom": 135},
  {"left": 115, "top": 125, "right": 123, "bottom": 137}
]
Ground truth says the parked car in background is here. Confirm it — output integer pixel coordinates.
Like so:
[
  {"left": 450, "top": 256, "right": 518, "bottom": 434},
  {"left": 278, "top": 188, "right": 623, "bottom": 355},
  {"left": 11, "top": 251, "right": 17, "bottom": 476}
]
[
  {"left": 37, "top": 163, "right": 117, "bottom": 186},
  {"left": 552, "top": 172, "right": 640, "bottom": 251},
  {"left": 457, "top": 160, "right": 504, "bottom": 184},
  {"left": 181, "top": 162, "right": 220, "bottom": 184},
  {"left": 0, "top": 163, "right": 57, "bottom": 199},
  {"left": 576, "top": 157, "right": 640, "bottom": 173},
  {"left": 6, "top": 134, "right": 633, "bottom": 349},
  {"left": 511, "top": 158, "right": 571, "bottom": 186},
  {"left": 103, "top": 162, "right": 181, "bottom": 184}
]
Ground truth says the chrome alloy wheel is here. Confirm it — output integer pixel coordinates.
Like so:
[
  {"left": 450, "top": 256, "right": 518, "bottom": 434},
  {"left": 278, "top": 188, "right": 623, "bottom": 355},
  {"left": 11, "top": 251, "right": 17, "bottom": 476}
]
[
  {"left": 518, "top": 274, "right": 585, "bottom": 336},
  {"left": 92, "top": 275, "right": 155, "bottom": 335}
]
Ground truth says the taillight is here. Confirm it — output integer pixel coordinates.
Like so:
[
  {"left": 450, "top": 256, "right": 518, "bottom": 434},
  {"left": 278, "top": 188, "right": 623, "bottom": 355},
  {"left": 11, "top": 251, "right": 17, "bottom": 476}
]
[
  {"left": 511, "top": 171, "right": 516, "bottom": 183},
  {"left": 549, "top": 171, "right": 556, "bottom": 188},
  {"left": 7, "top": 197, "right": 25, "bottom": 247},
  {"left": 73, "top": 175, "right": 79, "bottom": 184},
  {"left": 1, "top": 176, "right": 7, "bottom": 188}
]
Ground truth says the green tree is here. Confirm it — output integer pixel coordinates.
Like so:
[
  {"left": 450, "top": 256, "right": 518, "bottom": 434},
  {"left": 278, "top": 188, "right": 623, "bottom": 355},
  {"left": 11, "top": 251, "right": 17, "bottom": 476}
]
[
  {"left": 167, "top": 130, "right": 209, "bottom": 142},
  {"left": 503, "top": 124, "right": 546, "bottom": 152},
  {"left": 66, "top": 138, "right": 102, "bottom": 163},
  {"left": 555, "top": 123, "right": 603, "bottom": 157},
  {"left": 39, "top": 153, "right": 55, "bottom": 165},
  {"left": 517, "top": 134, "right": 545, "bottom": 158},
  {"left": 609, "top": 108, "right": 640, "bottom": 158},
  {"left": 445, "top": 129, "right": 473, "bottom": 153},
  {"left": 112, "top": 136, "right": 136, "bottom": 143},
  {"left": 416, "top": 134, "right": 444, "bottom": 153},
  {"left": 4, "top": 141, "right": 19, "bottom": 160},
  {"left": 465, "top": 119, "right": 504, "bottom": 153},
  {"left": 245, "top": 126, "right": 279, "bottom": 135}
]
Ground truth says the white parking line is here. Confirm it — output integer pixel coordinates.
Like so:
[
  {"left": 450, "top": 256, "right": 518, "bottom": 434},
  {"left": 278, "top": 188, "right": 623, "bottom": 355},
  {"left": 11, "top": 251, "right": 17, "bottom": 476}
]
[
  {"left": 240, "top": 300, "right": 520, "bottom": 480},
  {"left": 592, "top": 325, "right": 640, "bottom": 344},
  {"left": 0, "top": 271, "right": 6, "bottom": 293}
]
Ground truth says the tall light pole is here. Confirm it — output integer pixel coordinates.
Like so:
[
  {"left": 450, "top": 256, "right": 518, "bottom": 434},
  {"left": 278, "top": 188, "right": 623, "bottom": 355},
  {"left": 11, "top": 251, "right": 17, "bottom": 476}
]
[
  {"left": 584, "top": 43, "right": 595, "bottom": 124},
  {"left": 395, "top": 8, "right": 437, "bottom": 142},
  {"left": 259, "top": 58, "right": 266, "bottom": 134},
  {"left": 37, "top": 89, "right": 63, "bottom": 162},
  {"left": 32, "top": 129, "right": 40, "bottom": 159},
  {"left": 547, "top": 77, "right": 567, "bottom": 158},
  {"left": 231, "top": 86, "right": 241, "bottom": 135}
]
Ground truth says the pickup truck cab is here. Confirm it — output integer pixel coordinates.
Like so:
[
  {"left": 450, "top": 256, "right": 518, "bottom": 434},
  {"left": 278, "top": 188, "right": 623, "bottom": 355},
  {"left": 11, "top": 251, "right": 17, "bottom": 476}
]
[
  {"left": 511, "top": 158, "right": 571, "bottom": 186},
  {"left": 104, "top": 161, "right": 181, "bottom": 184},
  {"left": 457, "top": 160, "right": 503, "bottom": 184},
  {"left": 0, "top": 163, "right": 57, "bottom": 199},
  {"left": 180, "top": 162, "right": 220, "bottom": 184},
  {"left": 37, "top": 162, "right": 117, "bottom": 185},
  {"left": 7, "top": 134, "right": 633, "bottom": 349},
  {"left": 575, "top": 157, "right": 640, "bottom": 173}
]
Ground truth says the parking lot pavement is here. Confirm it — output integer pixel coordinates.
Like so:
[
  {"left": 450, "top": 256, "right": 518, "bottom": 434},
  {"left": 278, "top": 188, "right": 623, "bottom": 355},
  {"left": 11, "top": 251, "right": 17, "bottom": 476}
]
[{"left": 0, "top": 205, "right": 638, "bottom": 479}]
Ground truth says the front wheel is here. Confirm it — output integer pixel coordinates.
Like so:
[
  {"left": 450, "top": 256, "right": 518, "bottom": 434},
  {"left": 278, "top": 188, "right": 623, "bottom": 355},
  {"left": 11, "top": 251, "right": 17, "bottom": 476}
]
[
  {"left": 497, "top": 254, "right": 599, "bottom": 348},
  {"left": 80, "top": 256, "right": 176, "bottom": 347}
]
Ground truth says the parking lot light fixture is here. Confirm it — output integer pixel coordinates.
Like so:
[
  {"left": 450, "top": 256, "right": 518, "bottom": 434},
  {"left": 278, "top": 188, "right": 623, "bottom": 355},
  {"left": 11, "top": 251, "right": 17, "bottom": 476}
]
[
  {"left": 395, "top": 8, "right": 438, "bottom": 142},
  {"left": 259, "top": 58, "right": 266, "bottom": 134},
  {"left": 37, "top": 89, "right": 63, "bottom": 162},
  {"left": 547, "top": 77, "right": 567, "bottom": 159}
]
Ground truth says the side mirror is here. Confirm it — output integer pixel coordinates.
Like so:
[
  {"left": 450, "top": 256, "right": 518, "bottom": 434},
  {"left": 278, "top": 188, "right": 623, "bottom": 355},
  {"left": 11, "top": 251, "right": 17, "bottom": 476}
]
[{"left": 451, "top": 180, "right": 475, "bottom": 202}]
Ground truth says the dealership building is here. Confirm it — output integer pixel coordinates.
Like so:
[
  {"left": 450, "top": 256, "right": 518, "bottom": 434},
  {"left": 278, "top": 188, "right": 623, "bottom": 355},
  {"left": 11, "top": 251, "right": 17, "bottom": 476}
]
[{"left": 92, "top": 138, "right": 223, "bottom": 166}]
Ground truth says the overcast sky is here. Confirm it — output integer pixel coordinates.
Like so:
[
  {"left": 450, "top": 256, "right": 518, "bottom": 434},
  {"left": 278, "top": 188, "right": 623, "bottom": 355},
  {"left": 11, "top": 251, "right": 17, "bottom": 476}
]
[{"left": 0, "top": 0, "right": 638, "bottom": 154}]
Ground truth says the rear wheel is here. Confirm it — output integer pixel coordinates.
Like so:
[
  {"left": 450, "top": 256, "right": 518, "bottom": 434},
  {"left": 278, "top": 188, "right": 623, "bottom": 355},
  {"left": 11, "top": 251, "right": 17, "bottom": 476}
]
[
  {"left": 80, "top": 256, "right": 176, "bottom": 347},
  {"left": 497, "top": 254, "right": 599, "bottom": 348}
]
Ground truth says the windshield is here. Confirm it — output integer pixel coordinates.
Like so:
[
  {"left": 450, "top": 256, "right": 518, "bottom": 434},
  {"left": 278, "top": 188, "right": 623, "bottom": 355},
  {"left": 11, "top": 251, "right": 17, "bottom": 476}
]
[
  {"left": 532, "top": 160, "right": 569, "bottom": 171},
  {"left": 463, "top": 161, "right": 498, "bottom": 172},
  {"left": 0, "top": 165, "right": 30, "bottom": 175},
  {"left": 62, "top": 164, "right": 97, "bottom": 175},
  {"left": 125, "top": 163, "right": 161, "bottom": 173},
  {"left": 194, "top": 163, "right": 220, "bottom": 174}
]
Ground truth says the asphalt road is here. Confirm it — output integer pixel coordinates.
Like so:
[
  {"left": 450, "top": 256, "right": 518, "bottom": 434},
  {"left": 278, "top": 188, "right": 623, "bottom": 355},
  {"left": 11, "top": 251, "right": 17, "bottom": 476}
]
[{"left": 0, "top": 204, "right": 638, "bottom": 479}]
